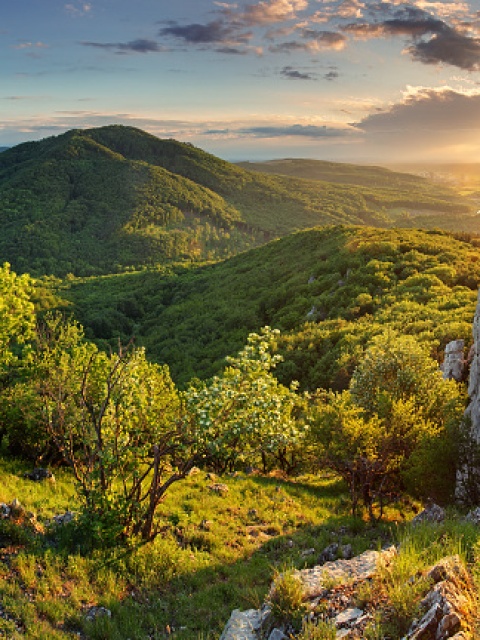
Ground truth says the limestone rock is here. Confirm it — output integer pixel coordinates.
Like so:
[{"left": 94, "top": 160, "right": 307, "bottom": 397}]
[
  {"left": 267, "top": 629, "right": 287, "bottom": 640},
  {"left": 85, "top": 606, "right": 112, "bottom": 623},
  {"left": 463, "top": 506, "right": 480, "bottom": 525},
  {"left": 219, "top": 609, "right": 262, "bottom": 640},
  {"left": 208, "top": 483, "right": 229, "bottom": 494},
  {"left": 411, "top": 504, "right": 446, "bottom": 526},
  {"left": 441, "top": 340, "right": 465, "bottom": 381},
  {"left": 23, "top": 468, "right": 54, "bottom": 482}
]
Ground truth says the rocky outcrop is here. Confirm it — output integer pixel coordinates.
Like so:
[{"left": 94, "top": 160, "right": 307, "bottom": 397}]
[
  {"left": 456, "top": 290, "right": 480, "bottom": 502},
  {"left": 442, "top": 339, "right": 465, "bottom": 382},
  {"left": 219, "top": 550, "right": 476, "bottom": 640}
]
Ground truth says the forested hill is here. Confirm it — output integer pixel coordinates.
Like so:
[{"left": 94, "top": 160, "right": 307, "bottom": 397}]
[
  {"left": 0, "top": 125, "right": 473, "bottom": 276},
  {"left": 63, "top": 225, "right": 480, "bottom": 389}
]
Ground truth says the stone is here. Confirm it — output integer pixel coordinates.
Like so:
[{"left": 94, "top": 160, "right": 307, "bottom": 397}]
[
  {"left": 408, "top": 603, "right": 443, "bottom": 639},
  {"left": 301, "top": 548, "right": 315, "bottom": 557},
  {"left": 318, "top": 543, "right": 339, "bottom": 564},
  {"left": 208, "top": 483, "right": 229, "bottom": 494},
  {"left": 457, "top": 289, "right": 480, "bottom": 501},
  {"left": 463, "top": 506, "right": 480, "bottom": 525},
  {"left": 411, "top": 504, "right": 446, "bottom": 525},
  {"left": 268, "top": 629, "right": 287, "bottom": 640},
  {"left": 24, "top": 468, "right": 54, "bottom": 482},
  {"left": 219, "top": 609, "right": 262, "bottom": 640},
  {"left": 52, "top": 511, "right": 75, "bottom": 526},
  {"left": 334, "top": 608, "right": 364, "bottom": 627},
  {"left": 85, "top": 606, "right": 112, "bottom": 623},
  {"left": 441, "top": 340, "right": 465, "bottom": 382},
  {"left": 0, "top": 503, "right": 11, "bottom": 519},
  {"left": 435, "top": 612, "right": 461, "bottom": 639},
  {"left": 340, "top": 544, "right": 353, "bottom": 560}
]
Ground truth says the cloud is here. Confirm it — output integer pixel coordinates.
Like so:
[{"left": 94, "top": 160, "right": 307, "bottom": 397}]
[
  {"left": 233, "top": 0, "right": 309, "bottom": 26},
  {"left": 281, "top": 65, "right": 316, "bottom": 79},
  {"left": 270, "top": 29, "right": 347, "bottom": 52},
  {"left": 354, "top": 87, "right": 480, "bottom": 159},
  {"left": 409, "top": 29, "right": 480, "bottom": 70},
  {"left": 324, "top": 70, "right": 340, "bottom": 80},
  {"left": 237, "top": 123, "right": 355, "bottom": 138},
  {"left": 81, "top": 39, "right": 168, "bottom": 54},
  {"left": 343, "top": 5, "right": 480, "bottom": 70},
  {"left": 13, "top": 41, "right": 49, "bottom": 50},
  {"left": 65, "top": 2, "right": 92, "bottom": 17},
  {"left": 159, "top": 20, "right": 245, "bottom": 44}
]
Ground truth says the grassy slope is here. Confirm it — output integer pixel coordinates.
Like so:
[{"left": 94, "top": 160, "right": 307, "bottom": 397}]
[
  {"left": 62, "top": 225, "right": 480, "bottom": 389},
  {"left": 0, "top": 126, "right": 474, "bottom": 277},
  {"left": 0, "top": 456, "right": 397, "bottom": 640}
]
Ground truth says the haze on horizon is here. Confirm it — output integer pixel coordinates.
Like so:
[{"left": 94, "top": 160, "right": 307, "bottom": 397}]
[{"left": 2, "top": 0, "right": 480, "bottom": 164}]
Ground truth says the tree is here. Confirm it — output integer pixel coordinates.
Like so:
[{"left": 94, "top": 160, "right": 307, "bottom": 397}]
[
  {"left": 185, "top": 327, "right": 304, "bottom": 473},
  {"left": 0, "top": 262, "right": 35, "bottom": 376},
  {"left": 312, "top": 332, "right": 465, "bottom": 519},
  {"left": 36, "top": 315, "right": 192, "bottom": 543}
]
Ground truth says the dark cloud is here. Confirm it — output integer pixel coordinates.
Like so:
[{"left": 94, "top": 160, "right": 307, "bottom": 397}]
[
  {"left": 281, "top": 66, "right": 316, "bottom": 80},
  {"left": 358, "top": 88, "right": 480, "bottom": 135},
  {"left": 81, "top": 39, "right": 167, "bottom": 54},
  {"left": 159, "top": 20, "right": 250, "bottom": 45},
  {"left": 238, "top": 124, "right": 352, "bottom": 138},
  {"left": 269, "top": 30, "right": 346, "bottom": 53},
  {"left": 343, "top": 6, "right": 480, "bottom": 71},
  {"left": 409, "top": 29, "right": 480, "bottom": 70},
  {"left": 324, "top": 70, "right": 339, "bottom": 81}
]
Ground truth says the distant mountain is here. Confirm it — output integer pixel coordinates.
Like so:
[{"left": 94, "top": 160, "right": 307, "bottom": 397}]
[
  {"left": 237, "top": 158, "right": 430, "bottom": 189},
  {"left": 0, "top": 147, "right": 9, "bottom": 153},
  {"left": 0, "top": 125, "right": 473, "bottom": 276}
]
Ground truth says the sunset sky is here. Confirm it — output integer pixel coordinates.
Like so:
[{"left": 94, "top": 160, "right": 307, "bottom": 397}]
[{"left": 2, "top": 0, "right": 480, "bottom": 162}]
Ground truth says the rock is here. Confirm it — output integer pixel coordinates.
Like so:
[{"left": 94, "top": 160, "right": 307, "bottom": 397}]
[
  {"left": 411, "top": 504, "right": 446, "bottom": 525},
  {"left": 457, "top": 290, "right": 480, "bottom": 501},
  {"left": 10, "top": 498, "right": 24, "bottom": 516},
  {"left": 334, "top": 608, "right": 364, "bottom": 627},
  {"left": 23, "top": 468, "right": 54, "bottom": 482},
  {"left": 188, "top": 466, "right": 200, "bottom": 476},
  {"left": 463, "top": 506, "right": 480, "bottom": 525},
  {"left": 85, "top": 606, "right": 112, "bottom": 623},
  {"left": 301, "top": 548, "right": 315, "bottom": 557},
  {"left": 340, "top": 544, "right": 353, "bottom": 560},
  {"left": 52, "top": 511, "right": 75, "bottom": 526},
  {"left": 219, "top": 609, "right": 262, "bottom": 640},
  {"left": 441, "top": 340, "right": 465, "bottom": 382},
  {"left": 0, "top": 503, "right": 11, "bottom": 519},
  {"left": 318, "top": 543, "right": 339, "bottom": 564},
  {"left": 208, "top": 483, "right": 229, "bottom": 494},
  {"left": 199, "top": 519, "right": 212, "bottom": 531},
  {"left": 268, "top": 629, "right": 287, "bottom": 640},
  {"left": 408, "top": 603, "right": 443, "bottom": 639},
  {"left": 436, "top": 612, "right": 461, "bottom": 639}
]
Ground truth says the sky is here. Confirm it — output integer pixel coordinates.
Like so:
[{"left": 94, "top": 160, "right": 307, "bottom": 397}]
[{"left": 1, "top": 0, "right": 480, "bottom": 162}]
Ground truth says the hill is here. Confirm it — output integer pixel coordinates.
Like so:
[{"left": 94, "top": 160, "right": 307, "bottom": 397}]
[
  {"left": 61, "top": 225, "right": 480, "bottom": 389},
  {"left": 0, "top": 126, "right": 473, "bottom": 276}
]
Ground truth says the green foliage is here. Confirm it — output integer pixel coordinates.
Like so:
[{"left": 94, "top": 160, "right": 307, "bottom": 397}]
[
  {"left": 0, "top": 126, "right": 475, "bottom": 277},
  {"left": 311, "top": 332, "right": 465, "bottom": 518},
  {"left": 63, "top": 226, "right": 480, "bottom": 392},
  {"left": 185, "top": 327, "right": 304, "bottom": 473},
  {"left": 35, "top": 314, "right": 188, "bottom": 543},
  {"left": 0, "top": 263, "right": 35, "bottom": 373},
  {"left": 267, "top": 568, "right": 307, "bottom": 631}
]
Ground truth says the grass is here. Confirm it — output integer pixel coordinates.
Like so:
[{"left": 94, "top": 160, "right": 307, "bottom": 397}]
[
  {"left": 0, "top": 457, "right": 404, "bottom": 639},
  {"left": 1, "top": 456, "right": 479, "bottom": 639}
]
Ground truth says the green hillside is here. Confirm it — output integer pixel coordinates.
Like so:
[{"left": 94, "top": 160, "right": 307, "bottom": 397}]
[
  {"left": 62, "top": 225, "right": 480, "bottom": 389},
  {"left": 0, "top": 126, "right": 474, "bottom": 276}
]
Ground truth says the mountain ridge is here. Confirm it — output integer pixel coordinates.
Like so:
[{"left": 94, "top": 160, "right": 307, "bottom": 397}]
[{"left": 0, "top": 125, "right": 474, "bottom": 277}]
